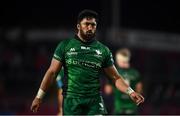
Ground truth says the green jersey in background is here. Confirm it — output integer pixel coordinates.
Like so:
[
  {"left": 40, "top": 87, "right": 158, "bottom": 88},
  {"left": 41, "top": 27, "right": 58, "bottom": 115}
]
[
  {"left": 114, "top": 67, "right": 141, "bottom": 114},
  {"left": 56, "top": 69, "right": 64, "bottom": 89}
]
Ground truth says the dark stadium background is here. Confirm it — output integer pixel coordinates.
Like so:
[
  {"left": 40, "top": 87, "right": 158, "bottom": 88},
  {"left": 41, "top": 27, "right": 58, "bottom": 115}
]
[{"left": 1, "top": 0, "right": 180, "bottom": 115}]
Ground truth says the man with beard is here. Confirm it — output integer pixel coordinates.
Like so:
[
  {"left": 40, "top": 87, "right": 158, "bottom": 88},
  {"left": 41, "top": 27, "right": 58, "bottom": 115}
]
[{"left": 31, "top": 9, "right": 144, "bottom": 115}]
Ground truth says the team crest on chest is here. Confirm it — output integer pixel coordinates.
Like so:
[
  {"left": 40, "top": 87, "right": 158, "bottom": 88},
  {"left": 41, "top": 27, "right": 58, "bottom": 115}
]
[{"left": 94, "top": 49, "right": 102, "bottom": 58}]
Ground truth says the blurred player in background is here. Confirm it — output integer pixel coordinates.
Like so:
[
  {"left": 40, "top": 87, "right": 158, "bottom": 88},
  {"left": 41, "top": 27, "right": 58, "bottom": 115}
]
[
  {"left": 104, "top": 48, "right": 143, "bottom": 115},
  {"left": 31, "top": 10, "right": 144, "bottom": 115},
  {"left": 56, "top": 69, "right": 64, "bottom": 116}
]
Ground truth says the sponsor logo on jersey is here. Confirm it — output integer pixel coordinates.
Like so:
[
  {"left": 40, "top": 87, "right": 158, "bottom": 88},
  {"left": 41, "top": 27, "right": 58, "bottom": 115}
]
[
  {"left": 66, "top": 59, "right": 101, "bottom": 69},
  {"left": 70, "top": 48, "right": 75, "bottom": 52},
  {"left": 81, "top": 46, "right": 90, "bottom": 50},
  {"left": 67, "top": 48, "right": 77, "bottom": 55}
]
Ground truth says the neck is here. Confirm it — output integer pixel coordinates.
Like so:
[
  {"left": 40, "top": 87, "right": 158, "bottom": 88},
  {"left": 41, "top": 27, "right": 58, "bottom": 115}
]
[{"left": 77, "top": 33, "right": 87, "bottom": 42}]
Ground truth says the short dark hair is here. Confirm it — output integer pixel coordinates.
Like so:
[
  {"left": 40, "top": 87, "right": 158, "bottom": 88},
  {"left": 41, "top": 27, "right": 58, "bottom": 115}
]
[{"left": 77, "top": 9, "right": 99, "bottom": 24}]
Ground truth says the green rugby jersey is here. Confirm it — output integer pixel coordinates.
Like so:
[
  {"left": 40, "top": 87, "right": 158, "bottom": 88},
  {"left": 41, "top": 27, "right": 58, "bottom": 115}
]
[
  {"left": 114, "top": 67, "right": 141, "bottom": 112},
  {"left": 53, "top": 35, "right": 114, "bottom": 98}
]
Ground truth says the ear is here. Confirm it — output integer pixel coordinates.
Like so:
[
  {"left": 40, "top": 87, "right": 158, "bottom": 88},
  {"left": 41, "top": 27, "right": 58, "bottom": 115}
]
[{"left": 77, "top": 24, "right": 80, "bottom": 30}]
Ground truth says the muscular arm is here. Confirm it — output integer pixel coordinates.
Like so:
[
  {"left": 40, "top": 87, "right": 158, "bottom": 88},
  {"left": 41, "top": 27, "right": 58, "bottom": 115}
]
[
  {"left": 31, "top": 58, "right": 63, "bottom": 112},
  {"left": 104, "top": 65, "right": 144, "bottom": 105},
  {"left": 39, "top": 58, "right": 63, "bottom": 92},
  {"left": 103, "top": 65, "right": 129, "bottom": 94}
]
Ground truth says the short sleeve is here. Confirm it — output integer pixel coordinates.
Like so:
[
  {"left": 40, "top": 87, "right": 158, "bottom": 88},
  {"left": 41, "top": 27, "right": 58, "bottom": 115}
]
[
  {"left": 53, "top": 41, "right": 66, "bottom": 62},
  {"left": 102, "top": 48, "right": 114, "bottom": 68}
]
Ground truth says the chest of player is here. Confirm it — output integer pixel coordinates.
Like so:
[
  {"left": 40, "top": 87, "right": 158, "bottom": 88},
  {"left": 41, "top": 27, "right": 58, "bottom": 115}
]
[{"left": 64, "top": 45, "right": 105, "bottom": 69}]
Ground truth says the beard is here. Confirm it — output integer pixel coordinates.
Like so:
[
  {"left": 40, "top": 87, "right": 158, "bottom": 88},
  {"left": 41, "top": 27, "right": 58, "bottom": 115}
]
[{"left": 80, "top": 29, "right": 96, "bottom": 42}]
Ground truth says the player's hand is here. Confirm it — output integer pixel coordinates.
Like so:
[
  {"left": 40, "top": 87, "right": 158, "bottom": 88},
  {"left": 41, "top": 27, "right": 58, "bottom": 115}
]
[
  {"left": 129, "top": 92, "right": 144, "bottom": 105},
  {"left": 31, "top": 97, "right": 42, "bottom": 113}
]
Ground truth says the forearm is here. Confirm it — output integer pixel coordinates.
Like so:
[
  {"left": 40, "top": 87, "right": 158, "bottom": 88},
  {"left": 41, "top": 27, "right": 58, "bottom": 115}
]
[
  {"left": 36, "top": 59, "right": 62, "bottom": 99},
  {"left": 36, "top": 69, "right": 57, "bottom": 99},
  {"left": 39, "top": 69, "right": 56, "bottom": 92},
  {"left": 104, "top": 65, "right": 134, "bottom": 95},
  {"left": 115, "top": 76, "right": 129, "bottom": 93},
  {"left": 115, "top": 75, "right": 134, "bottom": 95}
]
